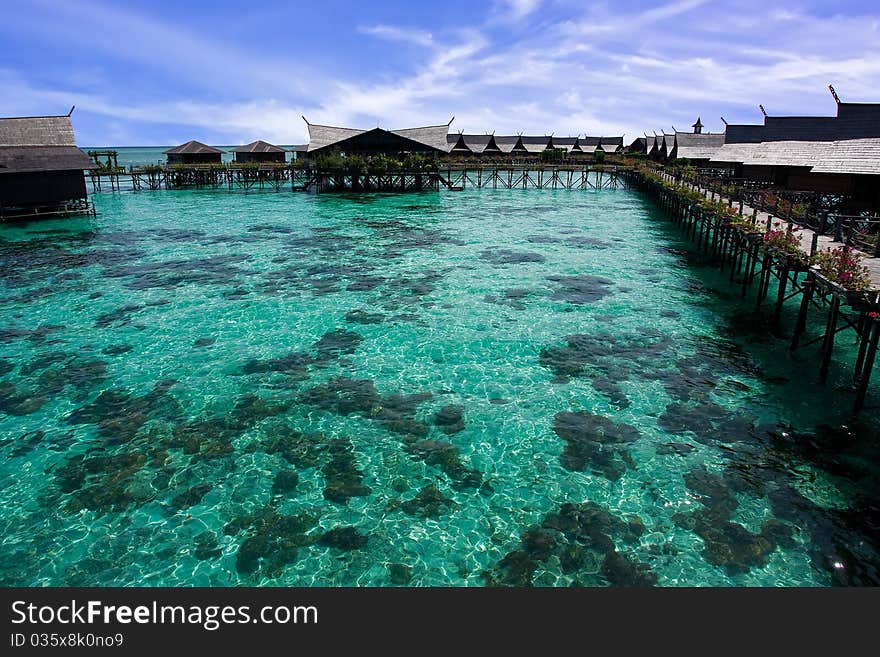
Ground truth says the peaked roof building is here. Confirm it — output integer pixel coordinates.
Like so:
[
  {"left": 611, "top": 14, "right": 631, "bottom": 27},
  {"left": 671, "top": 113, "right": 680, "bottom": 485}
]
[
  {"left": 303, "top": 119, "right": 452, "bottom": 155},
  {"left": 0, "top": 115, "right": 94, "bottom": 174}
]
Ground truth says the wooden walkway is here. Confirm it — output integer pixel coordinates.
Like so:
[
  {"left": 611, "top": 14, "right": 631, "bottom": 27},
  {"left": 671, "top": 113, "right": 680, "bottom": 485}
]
[
  {"left": 638, "top": 170, "right": 879, "bottom": 412},
  {"left": 663, "top": 172, "right": 880, "bottom": 291}
]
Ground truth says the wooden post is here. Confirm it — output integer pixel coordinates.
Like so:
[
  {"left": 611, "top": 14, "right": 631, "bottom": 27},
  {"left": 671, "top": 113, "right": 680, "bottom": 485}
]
[
  {"left": 819, "top": 294, "right": 841, "bottom": 383},
  {"left": 772, "top": 261, "right": 789, "bottom": 333},
  {"left": 790, "top": 278, "right": 814, "bottom": 350},
  {"left": 854, "top": 320, "right": 880, "bottom": 412},
  {"left": 854, "top": 313, "right": 871, "bottom": 381}
]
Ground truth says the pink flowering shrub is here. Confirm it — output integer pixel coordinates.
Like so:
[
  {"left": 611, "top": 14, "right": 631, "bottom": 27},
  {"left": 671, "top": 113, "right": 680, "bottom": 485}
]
[{"left": 812, "top": 246, "right": 873, "bottom": 291}]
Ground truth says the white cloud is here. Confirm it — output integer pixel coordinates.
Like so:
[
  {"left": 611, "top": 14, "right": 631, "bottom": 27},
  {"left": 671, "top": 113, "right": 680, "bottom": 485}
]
[
  {"left": 359, "top": 24, "right": 435, "bottom": 47},
  {"left": 4, "top": 0, "right": 880, "bottom": 145}
]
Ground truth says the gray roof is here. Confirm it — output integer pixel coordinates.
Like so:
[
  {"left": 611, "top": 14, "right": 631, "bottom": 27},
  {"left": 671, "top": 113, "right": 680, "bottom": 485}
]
[
  {"left": 709, "top": 142, "right": 762, "bottom": 163},
  {"left": 289, "top": 144, "right": 309, "bottom": 152},
  {"left": 0, "top": 146, "right": 94, "bottom": 174},
  {"left": 600, "top": 136, "right": 624, "bottom": 148},
  {"left": 448, "top": 134, "right": 466, "bottom": 148},
  {"left": 520, "top": 136, "right": 551, "bottom": 153},
  {"left": 0, "top": 115, "right": 93, "bottom": 173},
  {"left": 494, "top": 136, "right": 525, "bottom": 153},
  {"left": 460, "top": 134, "right": 494, "bottom": 154},
  {"left": 0, "top": 115, "right": 77, "bottom": 147},
  {"left": 810, "top": 137, "right": 880, "bottom": 175},
  {"left": 662, "top": 134, "right": 676, "bottom": 154},
  {"left": 551, "top": 136, "right": 577, "bottom": 152},
  {"left": 164, "top": 140, "right": 225, "bottom": 155},
  {"left": 305, "top": 122, "right": 450, "bottom": 153},
  {"left": 392, "top": 124, "right": 451, "bottom": 151},
  {"left": 305, "top": 124, "right": 365, "bottom": 152},
  {"left": 232, "top": 140, "right": 287, "bottom": 153},
  {"left": 673, "top": 132, "right": 725, "bottom": 160},
  {"left": 740, "top": 140, "right": 832, "bottom": 167}
]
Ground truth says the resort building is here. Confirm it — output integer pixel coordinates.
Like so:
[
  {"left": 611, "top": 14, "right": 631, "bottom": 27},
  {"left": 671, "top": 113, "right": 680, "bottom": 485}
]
[
  {"left": 707, "top": 98, "right": 880, "bottom": 209},
  {"left": 666, "top": 119, "right": 726, "bottom": 165},
  {"left": 446, "top": 133, "right": 502, "bottom": 156},
  {"left": 164, "top": 141, "right": 224, "bottom": 165},
  {"left": 302, "top": 119, "right": 451, "bottom": 157},
  {"left": 518, "top": 135, "right": 552, "bottom": 155},
  {"left": 599, "top": 136, "right": 624, "bottom": 153},
  {"left": 494, "top": 135, "right": 528, "bottom": 155},
  {"left": 0, "top": 113, "right": 94, "bottom": 217},
  {"left": 232, "top": 140, "right": 288, "bottom": 164},
  {"left": 626, "top": 136, "right": 648, "bottom": 153}
]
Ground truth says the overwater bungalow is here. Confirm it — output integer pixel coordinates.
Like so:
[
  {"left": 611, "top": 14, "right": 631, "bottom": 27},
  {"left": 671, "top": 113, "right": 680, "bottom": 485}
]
[
  {"left": 164, "top": 140, "right": 224, "bottom": 165},
  {"left": 232, "top": 140, "right": 287, "bottom": 164},
  {"left": 0, "top": 113, "right": 94, "bottom": 218}
]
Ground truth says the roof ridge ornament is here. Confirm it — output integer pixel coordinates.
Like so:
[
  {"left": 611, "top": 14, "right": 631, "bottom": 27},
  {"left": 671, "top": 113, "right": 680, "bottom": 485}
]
[{"left": 829, "top": 84, "right": 841, "bottom": 105}]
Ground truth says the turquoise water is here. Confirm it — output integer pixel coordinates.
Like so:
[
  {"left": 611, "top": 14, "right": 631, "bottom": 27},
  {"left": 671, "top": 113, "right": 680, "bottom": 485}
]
[{"left": 1, "top": 186, "right": 878, "bottom": 587}]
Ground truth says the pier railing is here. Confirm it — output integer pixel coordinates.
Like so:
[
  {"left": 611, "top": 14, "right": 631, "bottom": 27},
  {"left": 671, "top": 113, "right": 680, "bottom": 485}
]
[
  {"left": 654, "top": 163, "right": 856, "bottom": 239},
  {"left": 88, "top": 164, "right": 635, "bottom": 193},
  {"left": 835, "top": 215, "right": 880, "bottom": 257},
  {"left": 0, "top": 198, "right": 96, "bottom": 222}
]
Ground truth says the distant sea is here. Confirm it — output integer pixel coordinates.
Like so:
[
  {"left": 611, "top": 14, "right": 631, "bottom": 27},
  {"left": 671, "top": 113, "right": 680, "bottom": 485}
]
[{"left": 81, "top": 146, "right": 300, "bottom": 168}]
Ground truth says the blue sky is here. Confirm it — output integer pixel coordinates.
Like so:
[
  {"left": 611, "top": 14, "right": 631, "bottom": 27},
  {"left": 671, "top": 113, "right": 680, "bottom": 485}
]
[{"left": 3, "top": 0, "right": 879, "bottom": 146}]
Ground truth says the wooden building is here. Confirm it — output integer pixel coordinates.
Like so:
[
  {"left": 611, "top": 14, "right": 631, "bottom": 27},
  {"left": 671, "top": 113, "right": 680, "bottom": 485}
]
[
  {"left": 550, "top": 136, "right": 578, "bottom": 154},
  {"left": 599, "top": 136, "right": 624, "bottom": 153},
  {"left": 494, "top": 136, "right": 528, "bottom": 155},
  {"left": 164, "top": 140, "right": 224, "bottom": 165},
  {"left": 446, "top": 133, "right": 502, "bottom": 156},
  {"left": 519, "top": 136, "right": 552, "bottom": 155},
  {"left": 626, "top": 136, "right": 648, "bottom": 153},
  {"left": 667, "top": 119, "right": 725, "bottom": 165},
  {"left": 303, "top": 119, "right": 451, "bottom": 157},
  {"left": 232, "top": 140, "right": 287, "bottom": 164},
  {"left": 705, "top": 97, "right": 880, "bottom": 210},
  {"left": 0, "top": 114, "right": 94, "bottom": 214}
]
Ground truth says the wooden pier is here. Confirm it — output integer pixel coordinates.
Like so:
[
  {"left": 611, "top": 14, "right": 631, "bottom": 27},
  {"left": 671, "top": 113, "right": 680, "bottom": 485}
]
[
  {"left": 628, "top": 167, "right": 880, "bottom": 412},
  {"left": 88, "top": 164, "right": 631, "bottom": 194}
]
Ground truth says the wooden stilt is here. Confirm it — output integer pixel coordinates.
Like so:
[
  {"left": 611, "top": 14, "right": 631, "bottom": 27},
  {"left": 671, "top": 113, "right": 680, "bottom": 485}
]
[
  {"left": 854, "top": 320, "right": 880, "bottom": 412},
  {"left": 819, "top": 294, "right": 841, "bottom": 383},
  {"left": 790, "top": 279, "right": 814, "bottom": 350}
]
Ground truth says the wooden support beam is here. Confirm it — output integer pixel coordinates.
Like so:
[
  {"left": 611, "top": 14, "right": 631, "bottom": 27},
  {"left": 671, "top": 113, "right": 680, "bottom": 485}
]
[
  {"left": 772, "top": 262, "right": 790, "bottom": 333},
  {"left": 854, "top": 320, "right": 880, "bottom": 412},
  {"left": 790, "top": 278, "right": 814, "bottom": 350},
  {"left": 819, "top": 294, "right": 841, "bottom": 383}
]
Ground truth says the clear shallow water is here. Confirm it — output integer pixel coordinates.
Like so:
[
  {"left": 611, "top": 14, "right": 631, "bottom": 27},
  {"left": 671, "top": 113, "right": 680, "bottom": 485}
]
[{"left": 1, "top": 187, "right": 878, "bottom": 587}]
